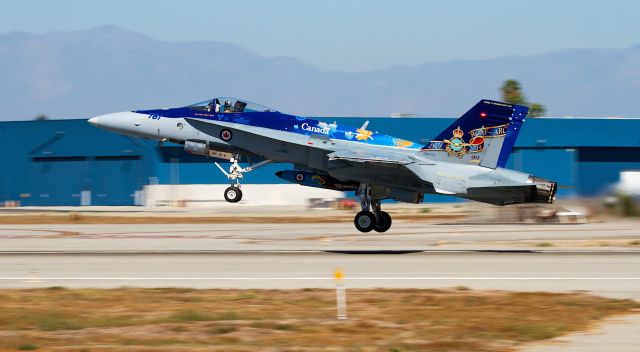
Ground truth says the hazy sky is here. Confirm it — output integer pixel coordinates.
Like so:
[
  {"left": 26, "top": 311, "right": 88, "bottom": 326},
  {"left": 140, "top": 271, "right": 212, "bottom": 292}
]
[{"left": 1, "top": 0, "right": 639, "bottom": 71}]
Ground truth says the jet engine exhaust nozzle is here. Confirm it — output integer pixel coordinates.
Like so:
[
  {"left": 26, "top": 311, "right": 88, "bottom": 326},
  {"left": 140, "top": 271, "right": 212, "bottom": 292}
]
[{"left": 528, "top": 176, "right": 557, "bottom": 204}]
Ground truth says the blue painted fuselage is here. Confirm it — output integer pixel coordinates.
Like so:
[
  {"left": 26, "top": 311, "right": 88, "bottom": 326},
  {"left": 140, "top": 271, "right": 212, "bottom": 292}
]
[{"left": 136, "top": 107, "right": 422, "bottom": 151}]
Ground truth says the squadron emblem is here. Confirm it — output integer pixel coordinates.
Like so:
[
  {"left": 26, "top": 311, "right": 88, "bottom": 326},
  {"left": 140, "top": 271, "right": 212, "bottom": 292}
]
[{"left": 443, "top": 126, "right": 468, "bottom": 158}]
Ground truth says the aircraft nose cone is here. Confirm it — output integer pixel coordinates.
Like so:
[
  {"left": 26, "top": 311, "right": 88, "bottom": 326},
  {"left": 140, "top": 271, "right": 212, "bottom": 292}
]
[
  {"left": 86, "top": 111, "right": 150, "bottom": 138},
  {"left": 87, "top": 116, "right": 99, "bottom": 126}
]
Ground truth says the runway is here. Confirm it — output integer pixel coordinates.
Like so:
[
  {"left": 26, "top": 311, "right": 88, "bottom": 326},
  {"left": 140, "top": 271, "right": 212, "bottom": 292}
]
[
  {"left": 0, "top": 221, "right": 638, "bottom": 300},
  {"left": 0, "top": 252, "right": 638, "bottom": 300},
  {"left": 1, "top": 221, "right": 639, "bottom": 252}
]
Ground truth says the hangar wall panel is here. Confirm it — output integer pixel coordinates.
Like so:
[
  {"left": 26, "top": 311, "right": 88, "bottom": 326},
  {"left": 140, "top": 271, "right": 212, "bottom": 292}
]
[
  {"left": 89, "top": 156, "right": 145, "bottom": 205},
  {"left": 27, "top": 157, "right": 88, "bottom": 206},
  {"left": 0, "top": 120, "right": 150, "bottom": 206},
  {"left": 576, "top": 147, "right": 640, "bottom": 196}
]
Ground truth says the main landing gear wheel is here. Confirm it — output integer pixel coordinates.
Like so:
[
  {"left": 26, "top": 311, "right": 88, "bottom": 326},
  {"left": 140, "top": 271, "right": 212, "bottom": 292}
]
[
  {"left": 373, "top": 211, "right": 392, "bottom": 233},
  {"left": 354, "top": 183, "right": 393, "bottom": 233},
  {"left": 354, "top": 211, "right": 375, "bottom": 233},
  {"left": 224, "top": 186, "right": 242, "bottom": 203}
]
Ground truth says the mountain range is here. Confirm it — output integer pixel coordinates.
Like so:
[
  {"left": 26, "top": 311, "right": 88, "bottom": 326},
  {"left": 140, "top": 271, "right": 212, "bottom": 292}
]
[{"left": 1, "top": 26, "right": 639, "bottom": 120}]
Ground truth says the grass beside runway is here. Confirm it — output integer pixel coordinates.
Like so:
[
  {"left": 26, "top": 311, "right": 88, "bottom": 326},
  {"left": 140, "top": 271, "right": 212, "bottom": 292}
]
[{"left": 0, "top": 288, "right": 637, "bottom": 351}]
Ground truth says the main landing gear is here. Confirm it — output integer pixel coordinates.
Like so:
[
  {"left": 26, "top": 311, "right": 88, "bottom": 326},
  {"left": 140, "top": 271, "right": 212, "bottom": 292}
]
[
  {"left": 214, "top": 154, "right": 271, "bottom": 203},
  {"left": 354, "top": 184, "right": 392, "bottom": 233}
]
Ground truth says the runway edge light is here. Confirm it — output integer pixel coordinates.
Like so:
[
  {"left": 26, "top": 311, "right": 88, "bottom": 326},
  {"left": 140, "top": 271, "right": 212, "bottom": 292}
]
[{"left": 334, "top": 268, "right": 347, "bottom": 320}]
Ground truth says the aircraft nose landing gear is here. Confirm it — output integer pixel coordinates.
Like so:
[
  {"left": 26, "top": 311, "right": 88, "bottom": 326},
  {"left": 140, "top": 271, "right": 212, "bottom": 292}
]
[
  {"left": 354, "top": 184, "right": 392, "bottom": 233},
  {"left": 214, "top": 153, "right": 272, "bottom": 203}
]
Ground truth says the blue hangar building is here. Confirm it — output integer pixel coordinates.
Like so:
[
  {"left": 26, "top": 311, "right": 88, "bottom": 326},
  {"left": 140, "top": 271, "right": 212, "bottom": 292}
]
[{"left": 1, "top": 117, "right": 639, "bottom": 206}]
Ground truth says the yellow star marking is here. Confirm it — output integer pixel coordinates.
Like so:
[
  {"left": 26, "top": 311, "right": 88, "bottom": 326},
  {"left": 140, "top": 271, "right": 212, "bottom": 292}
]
[{"left": 355, "top": 128, "right": 373, "bottom": 141}]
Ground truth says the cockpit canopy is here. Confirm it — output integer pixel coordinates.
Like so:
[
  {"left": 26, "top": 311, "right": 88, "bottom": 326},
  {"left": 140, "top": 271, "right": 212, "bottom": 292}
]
[{"left": 188, "top": 97, "right": 277, "bottom": 113}]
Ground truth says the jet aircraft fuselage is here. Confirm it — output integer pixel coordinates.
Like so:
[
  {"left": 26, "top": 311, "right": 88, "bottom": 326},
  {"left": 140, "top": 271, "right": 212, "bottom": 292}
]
[{"left": 89, "top": 97, "right": 556, "bottom": 232}]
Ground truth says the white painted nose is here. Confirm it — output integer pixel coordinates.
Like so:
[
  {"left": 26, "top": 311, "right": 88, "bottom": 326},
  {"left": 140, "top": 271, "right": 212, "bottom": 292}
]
[
  {"left": 87, "top": 116, "right": 99, "bottom": 126},
  {"left": 86, "top": 111, "right": 145, "bottom": 136}
]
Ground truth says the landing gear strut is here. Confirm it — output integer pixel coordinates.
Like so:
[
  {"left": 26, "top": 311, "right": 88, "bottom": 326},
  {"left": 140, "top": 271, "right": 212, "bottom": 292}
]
[
  {"left": 354, "top": 184, "right": 392, "bottom": 233},
  {"left": 214, "top": 154, "right": 271, "bottom": 203}
]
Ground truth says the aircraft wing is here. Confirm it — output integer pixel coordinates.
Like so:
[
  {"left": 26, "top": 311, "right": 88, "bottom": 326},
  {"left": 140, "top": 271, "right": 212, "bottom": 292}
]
[
  {"left": 327, "top": 149, "right": 417, "bottom": 166},
  {"left": 184, "top": 117, "right": 436, "bottom": 191},
  {"left": 327, "top": 148, "right": 438, "bottom": 197},
  {"left": 185, "top": 116, "right": 431, "bottom": 168}
]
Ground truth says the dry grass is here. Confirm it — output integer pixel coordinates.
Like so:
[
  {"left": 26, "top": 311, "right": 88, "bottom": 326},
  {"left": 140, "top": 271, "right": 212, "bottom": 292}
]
[
  {"left": 436, "top": 238, "right": 640, "bottom": 248},
  {"left": 0, "top": 288, "right": 637, "bottom": 351},
  {"left": 0, "top": 213, "right": 463, "bottom": 224}
]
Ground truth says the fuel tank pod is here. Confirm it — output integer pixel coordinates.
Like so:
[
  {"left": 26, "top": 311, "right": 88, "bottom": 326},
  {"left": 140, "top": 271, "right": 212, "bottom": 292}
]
[{"left": 275, "top": 170, "right": 358, "bottom": 191}]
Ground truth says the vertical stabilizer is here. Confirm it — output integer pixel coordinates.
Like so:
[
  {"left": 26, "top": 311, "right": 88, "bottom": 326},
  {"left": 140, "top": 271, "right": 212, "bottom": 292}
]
[{"left": 420, "top": 100, "right": 528, "bottom": 169}]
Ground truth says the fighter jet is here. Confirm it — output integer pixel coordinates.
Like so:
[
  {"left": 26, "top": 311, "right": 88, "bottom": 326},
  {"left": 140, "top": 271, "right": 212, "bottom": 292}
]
[{"left": 89, "top": 97, "right": 556, "bottom": 232}]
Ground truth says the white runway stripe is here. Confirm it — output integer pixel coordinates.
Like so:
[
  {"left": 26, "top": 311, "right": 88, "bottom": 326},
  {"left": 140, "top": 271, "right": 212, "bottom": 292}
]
[{"left": 2, "top": 277, "right": 640, "bottom": 281}]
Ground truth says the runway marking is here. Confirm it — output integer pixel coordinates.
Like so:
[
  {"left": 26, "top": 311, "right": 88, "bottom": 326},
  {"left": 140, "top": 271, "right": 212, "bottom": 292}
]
[{"left": 3, "top": 277, "right": 640, "bottom": 281}]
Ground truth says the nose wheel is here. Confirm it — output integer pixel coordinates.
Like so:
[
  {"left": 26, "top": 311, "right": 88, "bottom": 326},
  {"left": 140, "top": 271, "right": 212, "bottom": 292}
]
[
  {"left": 354, "top": 184, "right": 392, "bottom": 233},
  {"left": 214, "top": 153, "right": 272, "bottom": 203},
  {"left": 224, "top": 186, "right": 242, "bottom": 203}
]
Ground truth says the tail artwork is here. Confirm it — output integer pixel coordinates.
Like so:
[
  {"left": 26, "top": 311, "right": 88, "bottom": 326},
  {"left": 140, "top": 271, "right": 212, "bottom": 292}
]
[{"left": 421, "top": 100, "right": 528, "bottom": 169}]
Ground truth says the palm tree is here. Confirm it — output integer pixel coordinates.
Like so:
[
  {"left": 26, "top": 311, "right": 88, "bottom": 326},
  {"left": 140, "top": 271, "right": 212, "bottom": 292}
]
[{"left": 500, "top": 79, "right": 546, "bottom": 117}]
